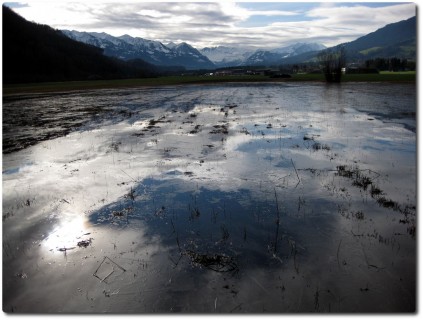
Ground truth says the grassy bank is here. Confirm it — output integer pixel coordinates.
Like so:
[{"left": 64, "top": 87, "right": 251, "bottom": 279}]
[{"left": 3, "top": 72, "right": 416, "bottom": 95}]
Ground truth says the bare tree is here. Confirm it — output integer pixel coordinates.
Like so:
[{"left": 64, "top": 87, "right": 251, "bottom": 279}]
[{"left": 318, "top": 46, "right": 346, "bottom": 83}]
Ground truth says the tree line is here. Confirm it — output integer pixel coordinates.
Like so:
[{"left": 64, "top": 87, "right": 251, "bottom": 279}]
[
  {"left": 364, "top": 57, "right": 415, "bottom": 72},
  {"left": 280, "top": 49, "right": 415, "bottom": 83}
]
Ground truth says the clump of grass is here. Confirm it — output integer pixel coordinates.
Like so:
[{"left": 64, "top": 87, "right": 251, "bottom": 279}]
[
  {"left": 303, "top": 135, "right": 314, "bottom": 141},
  {"left": 314, "top": 287, "right": 320, "bottom": 311},
  {"left": 210, "top": 124, "right": 229, "bottom": 134},
  {"left": 354, "top": 211, "right": 365, "bottom": 220},
  {"left": 77, "top": 239, "right": 92, "bottom": 248},
  {"left": 336, "top": 165, "right": 373, "bottom": 190},
  {"left": 335, "top": 165, "right": 415, "bottom": 224},
  {"left": 189, "top": 205, "right": 200, "bottom": 220},
  {"left": 112, "top": 207, "right": 132, "bottom": 218},
  {"left": 370, "top": 184, "right": 383, "bottom": 197},
  {"left": 124, "top": 187, "right": 136, "bottom": 201},
  {"left": 377, "top": 197, "right": 399, "bottom": 209},
  {"left": 189, "top": 124, "right": 201, "bottom": 134},
  {"left": 109, "top": 141, "right": 121, "bottom": 152},
  {"left": 240, "top": 127, "right": 250, "bottom": 135},
  {"left": 407, "top": 224, "right": 416, "bottom": 238},
  {"left": 147, "top": 118, "right": 164, "bottom": 129},
  {"left": 352, "top": 175, "right": 372, "bottom": 190},
  {"left": 2, "top": 211, "right": 14, "bottom": 221},
  {"left": 184, "top": 250, "right": 238, "bottom": 273},
  {"left": 336, "top": 165, "right": 356, "bottom": 178},
  {"left": 221, "top": 224, "right": 230, "bottom": 241},
  {"left": 312, "top": 142, "right": 331, "bottom": 151}
]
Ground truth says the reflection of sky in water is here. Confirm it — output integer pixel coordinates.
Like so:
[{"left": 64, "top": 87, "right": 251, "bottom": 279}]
[
  {"left": 89, "top": 176, "right": 344, "bottom": 270},
  {"left": 2, "top": 83, "right": 416, "bottom": 312}
]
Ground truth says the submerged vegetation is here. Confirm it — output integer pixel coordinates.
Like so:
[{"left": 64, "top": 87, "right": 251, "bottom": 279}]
[
  {"left": 335, "top": 165, "right": 415, "bottom": 224},
  {"left": 2, "top": 83, "right": 416, "bottom": 312}
]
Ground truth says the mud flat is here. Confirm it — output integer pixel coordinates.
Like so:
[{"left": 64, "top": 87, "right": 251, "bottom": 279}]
[{"left": 2, "top": 82, "right": 416, "bottom": 312}]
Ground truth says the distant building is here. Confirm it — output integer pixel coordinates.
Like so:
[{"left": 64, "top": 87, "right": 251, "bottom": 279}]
[
  {"left": 346, "top": 62, "right": 361, "bottom": 73},
  {"left": 345, "top": 62, "right": 379, "bottom": 74}
]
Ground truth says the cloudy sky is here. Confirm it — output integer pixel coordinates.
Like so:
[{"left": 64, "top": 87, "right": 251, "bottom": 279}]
[{"left": 5, "top": 1, "right": 416, "bottom": 49}]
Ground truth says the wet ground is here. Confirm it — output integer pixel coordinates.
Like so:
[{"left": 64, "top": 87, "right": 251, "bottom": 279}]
[{"left": 2, "top": 83, "right": 416, "bottom": 312}]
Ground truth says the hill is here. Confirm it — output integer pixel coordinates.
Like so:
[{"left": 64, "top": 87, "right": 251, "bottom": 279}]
[
  {"left": 345, "top": 17, "right": 417, "bottom": 52},
  {"left": 2, "top": 6, "right": 158, "bottom": 84},
  {"left": 344, "top": 16, "right": 416, "bottom": 59},
  {"left": 279, "top": 16, "right": 416, "bottom": 65}
]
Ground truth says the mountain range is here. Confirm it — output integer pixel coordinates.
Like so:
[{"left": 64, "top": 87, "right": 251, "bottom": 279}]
[
  {"left": 3, "top": 4, "right": 416, "bottom": 84},
  {"left": 62, "top": 30, "right": 215, "bottom": 70},
  {"left": 62, "top": 13, "right": 416, "bottom": 69},
  {"left": 199, "top": 43, "right": 327, "bottom": 67},
  {"left": 62, "top": 30, "right": 329, "bottom": 69},
  {"left": 244, "top": 43, "right": 327, "bottom": 66},
  {"left": 199, "top": 46, "right": 255, "bottom": 68}
]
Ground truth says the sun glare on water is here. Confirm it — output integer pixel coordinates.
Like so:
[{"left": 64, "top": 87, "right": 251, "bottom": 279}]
[{"left": 42, "top": 214, "right": 91, "bottom": 254}]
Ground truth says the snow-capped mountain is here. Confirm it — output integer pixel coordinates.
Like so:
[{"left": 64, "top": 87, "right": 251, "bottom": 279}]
[
  {"left": 201, "top": 42, "right": 326, "bottom": 67},
  {"left": 170, "top": 43, "right": 215, "bottom": 68},
  {"left": 62, "top": 30, "right": 327, "bottom": 69},
  {"left": 243, "top": 50, "right": 284, "bottom": 66},
  {"left": 243, "top": 42, "right": 326, "bottom": 66},
  {"left": 165, "top": 42, "right": 178, "bottom": 49},
  {"left": 61, "top": 30, "right": 215, "bottom": 70},
  {"left": 271, "top": 42, "right": 327, "bottom": 57},
  {"left": 200, "top": 46, "right": 255, "bottom": 67}
]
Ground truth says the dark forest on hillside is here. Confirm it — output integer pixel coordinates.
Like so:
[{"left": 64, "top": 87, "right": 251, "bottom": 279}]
[{"left": 2, "top": 6, "right": 167, "bottom": 84}]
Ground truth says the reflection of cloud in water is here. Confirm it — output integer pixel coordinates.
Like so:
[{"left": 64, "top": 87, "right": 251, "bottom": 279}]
[{"left": 2, "top": 83, "right": 416, "bottom": 312}]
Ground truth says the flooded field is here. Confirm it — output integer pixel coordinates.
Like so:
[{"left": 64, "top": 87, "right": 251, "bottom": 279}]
[{"left": 2, "top": 83, "right": 416, "bottom": 313}]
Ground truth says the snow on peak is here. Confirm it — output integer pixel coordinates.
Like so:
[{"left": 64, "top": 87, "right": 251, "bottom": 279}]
[{"left": 61, "top": 30, "right": 214, "bottom": 69}]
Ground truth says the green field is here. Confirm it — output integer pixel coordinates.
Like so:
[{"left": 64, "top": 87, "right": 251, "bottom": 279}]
[
  {"left": 3, "top": 72, "right": 416, "bottom": 95},
  {"left": 359, "top": 46, "right": 382, "bottom": 55}
]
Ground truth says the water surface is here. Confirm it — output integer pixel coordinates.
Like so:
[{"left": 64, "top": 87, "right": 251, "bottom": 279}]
[{"left": 2, "top": 83, "right": 416, "bottom": 312}]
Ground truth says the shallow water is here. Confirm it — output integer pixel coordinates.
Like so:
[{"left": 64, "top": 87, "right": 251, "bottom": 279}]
[{"left": 2, "top": 83, "right": 416, "bottom": 312}]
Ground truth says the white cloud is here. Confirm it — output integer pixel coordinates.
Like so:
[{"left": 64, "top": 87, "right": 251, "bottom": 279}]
[
  {"left": 249, "top": 10, "right": 298, "bottom": 16},
  {"left": 9, "top": 1, "right": 417, "bottom": 49},
  {"left": 136, "top": 9, "right": 168, "bottom": 18},
  {"left": 302, "top": 2, "right": 416, "bottom": 46},
  {"left": 13, "top": 2, "right": 99, "bottom": 29},
  {"left": 307, "top": 2, "right": 415, "bottom": 27}
]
